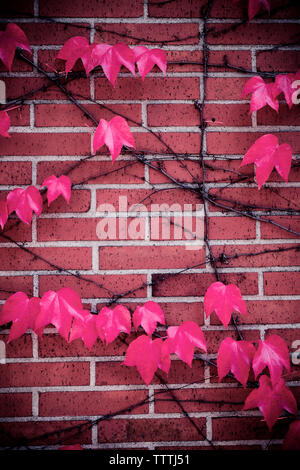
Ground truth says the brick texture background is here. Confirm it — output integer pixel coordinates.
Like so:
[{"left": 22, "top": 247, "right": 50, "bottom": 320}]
[{"left": 0, "top": 0, "right": 299, "bottom": 450}]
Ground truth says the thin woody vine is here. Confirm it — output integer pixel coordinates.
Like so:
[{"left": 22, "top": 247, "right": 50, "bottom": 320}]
[{"left": 0, "top": 0, "right": 299, "bottom": 450}]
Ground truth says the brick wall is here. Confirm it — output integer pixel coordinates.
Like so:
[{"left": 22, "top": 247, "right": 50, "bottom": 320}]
[{"left": 0, "top": 0, "right": 299, "bottom": 450}]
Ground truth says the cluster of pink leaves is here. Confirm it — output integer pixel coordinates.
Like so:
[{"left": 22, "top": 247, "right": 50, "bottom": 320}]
[{"left": 0, "top": 175, "right": 71, "bottom": 229}]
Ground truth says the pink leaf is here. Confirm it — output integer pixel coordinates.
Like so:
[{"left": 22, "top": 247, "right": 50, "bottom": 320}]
[
  {"left": 217, "top": 337, "right": 256, "bottom": 387},
  {"left": 0, "top": 110, "right": 10, "bottom": 137},
  {"left": 283, "top": 420, "right": 300, "bottom": 450},
  {"left": 69, "top": 309, "right": 98, "bottom": 351},
  {"left": 133, "top": 301, "right": 165, "bottom": 336},
  {"left": 0, "top": 292, "right": 42, "bottom": 342},
  {"left": 57, "top": 36, "right": 94, "bottom": 75},
  {"left": 36, "top": 287, "right": 84, "bottom": 341},
  {"left": 275, "top": 73, "right": 298, "bottom": 109},
  {"left": 252, "top": 334, "right": 291, "bottom": 386},
  {"left": 123, "top": 334, "right": 170, "bottom": 385},
  {"left": 91, "top": 43, "right": 135, "bottom": 85},
  {"left": 133, "top": 46, "right": 167, "bottom": 80},
  {"left": 7, "top": 186, "right": 43, "bottom": 224},
  {"left": 248, "top": 0, "right": 270, "bottom": 21},
  {"left": 93, "top": 115, "right": 135, "bottom": 162},
  {"left": 167, "top": 321, "right": 207, "bottom": 367},
  {"left": 243, "top": 375, "right": 297, "bottom": 430},
  {"left": 41, "top": 174, "right": 72, "bottom": 206},
  {"left": 204, "top": 281, "right": 247, "bottom": 329},
  {"left": 0, "top": 23, "right": 31, "bottom": 71},
  {"left": 0, "top": 199, "right": 8, "bottom": 230},
  {"left": 96, "top": 305, "right": 131, "bottom": 344},
  {"left": 242, "top": 76, "right": 279, "bottom": 113},
  {"left": 241, "top": 134, "right": 292, "bottom": 189}
]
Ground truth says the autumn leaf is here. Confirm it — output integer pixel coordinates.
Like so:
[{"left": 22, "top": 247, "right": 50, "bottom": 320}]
[
  {"left": 252, "top": 334, "right": 291, "bottom": 386},
  {"left": 93, "top": 116, "right": 135, "bottom": 162},
  {"left": 133, "top": 46, "right": 167, "bottom": 80},
  {"left": 96, "top": 305, "right": 131, "bottom": 344},
  {"left": 241, "top": 134, "right": 292, "bottom": 189},
  {"left": 0, "top": 110, "right": 10, "bottom": 137},
  {"left": 35, "top": 287, "right": 85, "bottom": 341},
  {"left": 217, "top": 337, "right": 256, "bottom": 387},
  {"left": 69, "top": 309, "right": 98, "bottom": 351},
  {"left": 0, "top": 292, "right": 42, "bottom": 342},
  {"left": 243, "top": 375, "right": 297, "bottom": 430},
  {"left": 204, "top": 281, "right": 247, "bottom": 329},
  {"left": 242, "top": 76, "right": 280, "bottom": 113},
  {"left": 91, "top": 43, "right": 135, "bottom": 85},
  {"left": 167, "top": 321, "right": 207, "bottom": 367},
  {"left": 7, "top": 186, "right": 43, "bottom": 224},
  {"left": 275, "top": 72, "right": 300, "bottom": 109},
  {"left": 0, "top": 23, "right": 31, "bottom": 71},
  {"left": 41, "top": 174, "right": 72, "bottom": 206},
  {"left": 133, "top": 301, "right": 165, "bottom": 336},
  {"left": 123, "top": 334, "right": 170, "bottom": 385},
  {"left": 56, "top": 36, "right": 94, "bottom": 75}
]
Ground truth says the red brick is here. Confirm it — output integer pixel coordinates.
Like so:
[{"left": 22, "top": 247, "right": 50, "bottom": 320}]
[
  {"left": 136, "top": 131, "right": 201, "bottom": 154},
  {"left": 154, "top": 387, "right": 249, "bottom": 413},
  {"left": 9, "top": 22, "right": 90, "bottom": 46},
  {"left": 260, "top": 216, "right": 300, "bottom": 239},
  {"left": 0, "top": 334, "right": 33, "bottom": 358},
  {"left": 148, "top": 0, "right": 207, "bottom": 18},
  {"left": 0, "top": 393, "right": 32, "bottom": 417},
  {"left": 257, "top": 103, "right": 300, "bottom": 127},
  {"left": 165, "top": 50, "right": 251, "bottom": 73},
  {"left": 98, "top": 417, "right": 207, "bottom": 443},
  {"left": 39, "top": 390, "right": 148, "bottom": 416},
  {"left": 207, "top": 23, "right": 300, "bottom": 45},
  {"left": 42, "top": 189, "right": 91, "bottom": 213},
  {"left": 212, "top": 417, "right": 283, "bottom": 441},
  {"left": 0, "top": 276, "right": 33, "bottom": 300},
  {"left": 264, "top": 328, "right": 300, "bottom": 349},
  {"left": 39, "top": 0, "right": 144, "bottom": 17},
  {"left": 0, "top": 420, "right": 91, "bottom": 446},
  {"left": 0, "top": 362, "right": 90, "bottom": 387},
  {"left": 219, "top": 300, "right": 300, "bottom": 325},
  {"left": 257, "top": 51, "right": 300, "bottom": 73},
  {"left": 0, "top": 133, "right": 91, "bottom": 156},
  {"left": 209, "top": 216, "right": 256, "bottom": 240},
  {"left": 155, "top": 301, "right": 204, "bottom": 325},
  {"left": 99, "top": 245, "right": 206, "bottom": 270},
  {"left": 95, "top": 77, "right": 200, "bottom": 100},
  {"left": 0, "top": 247, "right": 92, "bottom": 271},
  {"left": 4, "top": 77, "right": 90, "bottom": 102},
  {"left": 8, "top": 105, "right": 30, "bottom": 126},
  {"left": 38, "top": 274, "right": 147, "bottom": 298},
  {"left": 152, "top": 272, "right": 258, "bottom": 297},
  {"left": 264, "top": 272, "right": 300, "bottom": 295},
  {"left": 37, "top": 159, "right": 144, "bottom": 185},
  {"left": 207, "top": 132, "right": 300, "bottom": 155},
  {"left": 205, "top": 329, "right": 259, "bottom": 355},
  {"left": 35, "top": 103, "right": 141, "bottom": 127},
  {"left": 0, "top": 1, "right": 34, "bottom": 17},
  {"left": 206, "top": 77, "right": 248, "bottom": 100},
  {"left": 94, "top": 22, "right": 200, "bottom": 45},
  {"left": 0, "top": 219, "right": 32, "bottom": 243},
  {"left": 0, "top": 162, "right": 31, "bottom": 185},
  {"left": 211, "top": 243, "right": 299, "bottom": 268}
]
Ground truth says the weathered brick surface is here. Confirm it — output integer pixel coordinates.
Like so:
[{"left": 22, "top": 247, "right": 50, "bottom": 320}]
[{"left": 0, "top": 0, "right": 299, "bottom": 452}]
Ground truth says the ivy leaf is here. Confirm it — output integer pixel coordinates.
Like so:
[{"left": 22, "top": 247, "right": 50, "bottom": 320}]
[
  {"left": 0, "top": 110, "right": 10, "bottom": 138},
  {"left": 91, "top": 43, "right": 135, "bottom": 85},
  {"left": 93, "top": 116, "right": 135, "bottom": 162},
  {"left": 0, "top": 199, "right": 8, "bottom": 230},
  {"left": 243, "top": 375, "right": 297, "bottom": 430},
  {"left": 217, "top": 337, "right": 256, "bottom": 387},
  {"left": 252, "top": 334, "right": 291, "bottom": 386},
  {"left": 167, "top": 321, "right": 207, "bottom": 367},
  {"left": 0, "top": 23, "right": 31, "bottom": 71},
  {"left": 36, "top": 287, "right": 85, "bottom": 341},
  {"left": 0, "top": 292, "right": 42, "bottom": 342},
  {"left": 204, "top": 281, "right": 247, "bottom": 329},
  {"left": 275, "top": 72, "right": 300, "bottom": 109},
  {"left": 133, "top": 301, "right": 165, "bottom": 336},
  {"left": 57, "top": 36, "right": 94, "bottom": 75},
  {"left": 283, "top": 420, "right": 300, "bottom": 450},
  {"left": 96, "top": 305, "right": 131, "bottom": 344},
  {"left": 7, "top": 186, "right": 43, "bottom": 224},
  {"left": 123, "top": 334, "right": 170, "bottom": 385},
  {"left": 242, "top": 76, "right": 280, "bottom": 113},
  {"left": 248, "top": 0, "right": 270, "bottom": 21},
  {"left": 41, "top": 174, "right": 72, "bottom": 206},
  {"left": 69, "top": 309, "right": 98, "bottom": 351},
  {"left": 241, "top": 134, "right": 292, "bottom": 189},
  {"left": 133, "top": 46, "right": 167, "bottom": 80}
]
